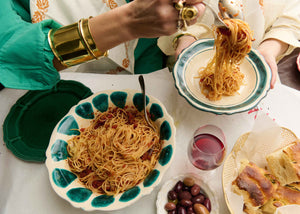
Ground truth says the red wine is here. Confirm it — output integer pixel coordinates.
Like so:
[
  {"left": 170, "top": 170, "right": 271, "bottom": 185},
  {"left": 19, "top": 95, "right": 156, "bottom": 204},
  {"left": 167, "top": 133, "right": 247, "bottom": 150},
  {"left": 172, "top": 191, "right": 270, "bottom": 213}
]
[{"left": 190, "top": 133, "right": 225, "bottom": 170}]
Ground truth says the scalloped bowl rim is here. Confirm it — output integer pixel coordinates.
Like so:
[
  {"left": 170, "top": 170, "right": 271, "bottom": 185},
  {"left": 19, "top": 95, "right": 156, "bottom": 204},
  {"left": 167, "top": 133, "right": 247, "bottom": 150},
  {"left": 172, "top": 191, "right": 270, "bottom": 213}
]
[
  {"left": 173, "top": 38, "right": 272, "bottom": 115},
  {"left": 45, "top": 89, "right": 176, "bottom": 211}
]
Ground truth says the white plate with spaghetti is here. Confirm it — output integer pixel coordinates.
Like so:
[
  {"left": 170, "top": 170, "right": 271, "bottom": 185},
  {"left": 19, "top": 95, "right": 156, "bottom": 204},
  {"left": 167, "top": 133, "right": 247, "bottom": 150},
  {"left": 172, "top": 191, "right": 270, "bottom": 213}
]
[
  {"left": 45, "top": 89, "right": 176, "bottom": 211},
  {"left": 173, "top": 38, "right": 272, "bottom": 115}
]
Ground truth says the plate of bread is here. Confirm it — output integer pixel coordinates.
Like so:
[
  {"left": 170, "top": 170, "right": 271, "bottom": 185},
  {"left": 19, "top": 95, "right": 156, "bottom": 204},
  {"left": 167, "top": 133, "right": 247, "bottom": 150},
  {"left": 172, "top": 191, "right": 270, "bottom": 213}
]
[{"left": 222, "top": 127, "right": 300, "bottom": 214}]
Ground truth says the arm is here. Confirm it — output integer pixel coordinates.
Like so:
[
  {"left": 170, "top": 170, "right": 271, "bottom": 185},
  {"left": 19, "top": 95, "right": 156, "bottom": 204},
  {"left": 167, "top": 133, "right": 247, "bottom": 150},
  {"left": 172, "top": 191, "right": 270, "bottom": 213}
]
[
  {"left": 52, "top": 0, "right": 181, "bottom": 71},
  {"left": 1, "top": 0, "right": 203, "bottom": 90},
  {"left": 0, "top": 1, "right": 61, "bottom": 90},
  {"left": 257, "top": 39, "right": 289, "bottom": 89},
  {"left": 89, "top": 0, "right": 178, "bottom": 53},
  {"left": 258, "top": 0, "right": 300, "bottom": 88},
  {"left": 55, "top": 0, "right": 205, "bottom": 71}
]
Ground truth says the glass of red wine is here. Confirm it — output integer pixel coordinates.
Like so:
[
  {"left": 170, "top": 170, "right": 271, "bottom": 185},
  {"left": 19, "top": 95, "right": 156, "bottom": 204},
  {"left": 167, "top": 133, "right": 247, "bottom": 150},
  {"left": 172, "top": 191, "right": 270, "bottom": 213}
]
[{"left": 188, "top": 125, "right": 226, "bottom": 171}]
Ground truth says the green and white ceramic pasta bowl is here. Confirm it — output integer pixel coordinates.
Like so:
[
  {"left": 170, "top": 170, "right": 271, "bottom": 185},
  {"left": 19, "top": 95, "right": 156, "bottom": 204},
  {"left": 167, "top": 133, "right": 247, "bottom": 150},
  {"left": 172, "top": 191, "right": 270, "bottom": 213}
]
[
  {"left": 45, "top": 89, "right": 176, "bottom": 211},
  {"left": 173, "top": 38, "right": 272, "bottom": 115}
]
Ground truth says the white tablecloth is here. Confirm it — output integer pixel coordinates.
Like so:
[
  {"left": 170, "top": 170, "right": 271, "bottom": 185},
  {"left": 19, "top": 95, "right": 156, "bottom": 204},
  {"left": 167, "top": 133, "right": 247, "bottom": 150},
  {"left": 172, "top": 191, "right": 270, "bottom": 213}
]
[{"left": 0, "top": 68, "right": 299, "bottom": 214}]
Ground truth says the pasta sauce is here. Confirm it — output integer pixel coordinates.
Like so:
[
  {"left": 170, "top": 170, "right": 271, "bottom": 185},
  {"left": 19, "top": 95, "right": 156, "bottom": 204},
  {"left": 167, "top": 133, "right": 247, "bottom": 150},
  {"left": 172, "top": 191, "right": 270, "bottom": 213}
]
[{"left": 67, "top": 106, "right": 161, "bottom": 195}]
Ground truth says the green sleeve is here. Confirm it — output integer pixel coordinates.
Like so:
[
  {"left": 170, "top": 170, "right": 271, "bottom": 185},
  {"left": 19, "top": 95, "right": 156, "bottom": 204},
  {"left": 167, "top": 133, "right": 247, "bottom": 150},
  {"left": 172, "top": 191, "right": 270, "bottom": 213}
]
[
  {"left": 134, "top": 38, "right": 167, "bottom": 74},
  {"left": 0, "top": 0, "right": 62, "bottom": 90}
]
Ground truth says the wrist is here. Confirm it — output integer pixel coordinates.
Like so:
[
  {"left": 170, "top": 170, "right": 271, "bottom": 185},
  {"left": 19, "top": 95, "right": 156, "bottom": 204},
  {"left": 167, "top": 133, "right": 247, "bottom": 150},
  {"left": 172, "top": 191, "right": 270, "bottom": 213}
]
[
  {"left": 89, "top": 6, "right": 135, "bottom": 51},
  {"left": 172, "top": 33, "right": 197, "bottom": 49},
  {"left": 118, "top": 2, "right": 140, "bottom": 40},
  {"left": 117, "top": 3, "right": 138, "bottom": 40},
  {"left": 258, "top": 39, "right": 289, "bottom": 58}
]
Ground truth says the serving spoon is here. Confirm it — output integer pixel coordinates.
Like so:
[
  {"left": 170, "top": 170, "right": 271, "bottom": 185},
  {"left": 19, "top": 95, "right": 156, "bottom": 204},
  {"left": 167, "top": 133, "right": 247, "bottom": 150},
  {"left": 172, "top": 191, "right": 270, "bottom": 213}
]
[
  {"left": 178, "top": 0, "right": 244, "bottom": 28},
  {"left": 218, "top": 0, "right": 244, "bottom": 20},
  {"left": 138, "top": 75, "right": 156, "bottom": 132},
  {"left": 202, "top": 0, "right": 227, "bottom": 28}
]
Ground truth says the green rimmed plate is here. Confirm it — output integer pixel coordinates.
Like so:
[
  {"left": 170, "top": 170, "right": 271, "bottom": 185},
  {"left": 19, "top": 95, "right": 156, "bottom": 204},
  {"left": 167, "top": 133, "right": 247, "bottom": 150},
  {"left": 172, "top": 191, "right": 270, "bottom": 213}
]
[
  {"left": 45, "top": 89, "right": 176, "bottom": 211},
  {"left": 173, "top": 39, "right": 272, "bottom": 115},
  {"left": 3, "top": 80, "right": 93, "bottom": 162}
]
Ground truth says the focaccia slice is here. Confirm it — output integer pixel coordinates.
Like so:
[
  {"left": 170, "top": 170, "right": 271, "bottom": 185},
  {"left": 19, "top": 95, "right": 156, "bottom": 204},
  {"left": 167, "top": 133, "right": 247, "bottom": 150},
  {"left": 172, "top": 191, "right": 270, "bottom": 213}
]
[
  {"left": 266, "top": 140, "right": 300, "bottom": 186},
  {"left": 232, "top": 161, "right": 275, "bottom": 214}
]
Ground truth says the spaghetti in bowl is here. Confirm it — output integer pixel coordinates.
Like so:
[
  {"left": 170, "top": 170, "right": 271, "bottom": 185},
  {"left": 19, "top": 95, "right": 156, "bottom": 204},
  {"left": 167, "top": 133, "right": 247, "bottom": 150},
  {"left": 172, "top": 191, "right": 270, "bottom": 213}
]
[
  {"left": 45, "top": 89, "right": 176, "bottom": 211},
  {"left": 173, "top": 38, "right": 272, "bottom": 115}
]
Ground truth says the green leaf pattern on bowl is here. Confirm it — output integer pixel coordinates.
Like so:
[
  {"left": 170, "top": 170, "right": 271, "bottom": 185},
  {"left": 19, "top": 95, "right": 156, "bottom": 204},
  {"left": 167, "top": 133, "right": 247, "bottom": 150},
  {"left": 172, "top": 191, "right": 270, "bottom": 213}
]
[
  {"left": 51, "top": 139, "right": 69, "bottom": 161},
  {"left": 150, "top": 103, "right": 164, "bottom": 121},
  {"left": 92, "top": 94, "right": 109, "bottom": 112},
  {"left": 52, "top": 168, "right": 77, "bottom": 188},
  {"left": 91, "top": 195, "right": 115, "bottom": 207},
  {"left": 143, "top": 169, "right": 160, "bottom": 187},
  {"left": 160, "top": 121, "right": 172, "bottom": 140},
  {"left": 119, "top": 186, "right": 141, "bottom": 202},
  {"left": 133, "top": 93, "right": 148, "bottom": 112},
  {"left": 159, "top": 145, "right": 173, "bottom": 166},
  {"left": 57, "top": 115, "right": 80, "bottom": 136},
  {"left": 75, "top": 102, "right": 94, "bottom": 119},
  {"left": 67, "top": 188, "right": 93, "bottom": 203},
  {"left": 110, "top": 91, "right": 127, "bottom": 108}
]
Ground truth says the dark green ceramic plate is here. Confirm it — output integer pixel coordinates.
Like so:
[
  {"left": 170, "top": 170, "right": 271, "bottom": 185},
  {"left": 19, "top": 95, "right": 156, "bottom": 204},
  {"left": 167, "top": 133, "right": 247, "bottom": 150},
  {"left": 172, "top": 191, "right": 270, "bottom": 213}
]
[{"left": 3, "top": 80, "right": 93, "bottom": 162}]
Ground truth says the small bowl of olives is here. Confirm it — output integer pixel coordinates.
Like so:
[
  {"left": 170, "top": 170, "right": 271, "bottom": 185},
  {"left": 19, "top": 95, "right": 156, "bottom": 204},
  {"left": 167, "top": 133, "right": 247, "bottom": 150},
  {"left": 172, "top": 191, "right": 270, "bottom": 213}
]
[{"left": 156, "top": 173, "right": 219, "bottom": 214}]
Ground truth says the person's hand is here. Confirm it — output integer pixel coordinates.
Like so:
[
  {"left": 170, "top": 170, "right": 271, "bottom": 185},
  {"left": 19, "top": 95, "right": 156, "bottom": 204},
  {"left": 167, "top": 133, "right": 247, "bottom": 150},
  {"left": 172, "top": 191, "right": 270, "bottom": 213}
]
[
  {"left": 297, "top": 52, "right": 300, "bottom": 72},
  {"left": 174, "top": 0, "right": 206, "bottom": 26},
  {"left": 175, "top": 35, "right": 197, "bottom": 59},
  {"left": 257, "top": 49, "right": 278, "bottom": 89},
  {"left": 127, "top": 0, "right": 205, "bottom": 38},
  {"left": 89, "top": 0, "right": 205, "bottom": 54},
  {"left": 257, "top": 39, "right": 289, "bottom": 89}
]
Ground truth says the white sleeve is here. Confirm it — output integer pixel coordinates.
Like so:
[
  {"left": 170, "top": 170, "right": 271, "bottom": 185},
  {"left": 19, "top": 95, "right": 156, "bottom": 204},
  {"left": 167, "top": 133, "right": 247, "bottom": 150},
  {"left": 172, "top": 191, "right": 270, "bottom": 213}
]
[{"left": 263, "top": 0, "right": 300, "bottom": 57}]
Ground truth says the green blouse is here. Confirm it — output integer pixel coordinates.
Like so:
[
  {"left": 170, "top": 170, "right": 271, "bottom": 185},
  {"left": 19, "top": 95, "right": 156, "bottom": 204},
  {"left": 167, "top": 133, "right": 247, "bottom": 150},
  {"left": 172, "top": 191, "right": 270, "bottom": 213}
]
[{"left": 0, "top": 0, "right": 165, "bottom": 90}]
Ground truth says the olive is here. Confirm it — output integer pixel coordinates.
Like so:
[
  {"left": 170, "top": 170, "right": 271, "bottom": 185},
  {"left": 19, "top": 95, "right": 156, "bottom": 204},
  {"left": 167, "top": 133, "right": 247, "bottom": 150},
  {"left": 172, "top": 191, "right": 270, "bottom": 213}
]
[
  {"left": 177, "top": 206, "right": 187, "bottom": 214},
  {"left": 193, "top": 203, "right": 209, "bottom": 214},
  {"left": 186, "top": 206, "right": 194, "bottom": 213},
  {"left": 203, "top": 198, "right": 211, "bottom": 212},
  {"left": 165, "top": 202, "right": 176, "bottom": 211},
  {"left": 168, "top": 190, "right": 178, "bottom": 201},
  {"left": 182, "top": 185, "right": 190, "bottom": 191},
  {"left": 179, "top": 191, "right": 192, "bottom": 200},
  {"left": 174, "top": 181, "right": 184, "bottom": 193},
  {"left": 191, "top": 184, "right": 201, "bottom": 196},
  {"left": 191, "top": 194, "right": 205, "bottom": 204},
  {"left": 180, "top": 199, "right": 193, "bottom": 207},
  {"left": 183, "top": 177, "right": 195, "bottom": 187},
  {"left": 168, "top": 210, "right": 177, "bottom": 214}
]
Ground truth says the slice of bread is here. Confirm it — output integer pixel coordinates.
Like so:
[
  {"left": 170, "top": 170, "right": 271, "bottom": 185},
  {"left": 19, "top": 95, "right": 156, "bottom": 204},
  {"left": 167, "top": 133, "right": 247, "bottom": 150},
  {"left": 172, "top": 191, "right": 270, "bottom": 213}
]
[
  {"left": 232, "top": 160, "right": 275, "bottom": 214},
  {"left": 261, "top": 182, "right": 300, "bottom": 213},
  {"left": 266, "top": 140, "right": 300, "bottom": 186}
]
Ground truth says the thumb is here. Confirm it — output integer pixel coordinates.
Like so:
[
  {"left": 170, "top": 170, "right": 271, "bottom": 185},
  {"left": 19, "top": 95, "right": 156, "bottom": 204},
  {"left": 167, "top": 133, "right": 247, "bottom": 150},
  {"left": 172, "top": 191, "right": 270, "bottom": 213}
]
[{"left": 265, "top": 56, "right": 278, "bottom": 89}]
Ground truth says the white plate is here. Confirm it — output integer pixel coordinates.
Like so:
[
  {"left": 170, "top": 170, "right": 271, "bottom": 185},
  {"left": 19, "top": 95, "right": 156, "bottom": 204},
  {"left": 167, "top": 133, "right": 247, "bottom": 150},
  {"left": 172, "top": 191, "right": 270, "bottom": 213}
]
[
  {"left": 173, "top": 39, "right": 272, "bottom": 115},
  {"left": 156, "top": 173, "right": 219, "bottom": 214}
]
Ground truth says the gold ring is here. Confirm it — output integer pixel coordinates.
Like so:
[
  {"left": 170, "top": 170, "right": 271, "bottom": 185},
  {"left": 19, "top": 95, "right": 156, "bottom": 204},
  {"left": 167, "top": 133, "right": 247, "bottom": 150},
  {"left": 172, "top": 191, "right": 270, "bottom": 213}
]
[
  {"left": 174, "top": 2, "right": 184, "bottom": 10},
  {"left": 181, "top": 6, "right": 198, "bottom": 21}
]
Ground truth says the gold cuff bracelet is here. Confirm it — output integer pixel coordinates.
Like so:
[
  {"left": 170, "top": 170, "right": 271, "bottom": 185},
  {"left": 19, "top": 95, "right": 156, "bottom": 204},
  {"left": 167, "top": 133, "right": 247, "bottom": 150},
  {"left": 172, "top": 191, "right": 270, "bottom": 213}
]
[
  {"left": 48, "top": 18, "right": 108, "bottom": 67},
  {"left": 79, "top": 18, "right": 108, "bottom": 59}
]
